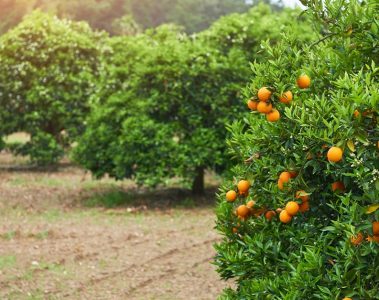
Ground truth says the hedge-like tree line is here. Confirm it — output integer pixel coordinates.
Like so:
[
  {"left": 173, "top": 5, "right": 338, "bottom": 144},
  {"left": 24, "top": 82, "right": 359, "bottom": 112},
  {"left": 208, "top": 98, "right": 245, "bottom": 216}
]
[
  {"left": 0, "top": 4, "right": 314, "bottom": 193},
  {"left": 0, "top": 0, "right": 265, "bottom": 35}
]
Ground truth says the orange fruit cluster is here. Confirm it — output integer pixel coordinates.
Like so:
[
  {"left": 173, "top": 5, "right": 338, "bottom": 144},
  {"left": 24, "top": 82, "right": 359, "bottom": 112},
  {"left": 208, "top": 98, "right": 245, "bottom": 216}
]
[
  {"left": 247, "top": 74, "right": 311, "bottom": 123},
  {"left": 279, "top": 190, "right": 310, "bottom": 224}
]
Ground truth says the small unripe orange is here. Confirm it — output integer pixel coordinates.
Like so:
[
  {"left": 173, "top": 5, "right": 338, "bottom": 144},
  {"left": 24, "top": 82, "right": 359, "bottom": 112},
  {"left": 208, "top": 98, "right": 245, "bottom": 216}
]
[
  {"left": 257, "top": 87, "right": 272, "bottom": 102},
  {"left": 327, "top": 147, "right": 343, "bottom": 163},
  {"left": 226, "top": 190, "right": 237, "bottom": 202},
  {"left": 279, "top": 91, "right": 293, "bottom": 104},
  {"left": 285, "top": 201, "right": 300, "bottom": 216},
  {"left": 266, "top": 109, "right": 280, "bottom": 122},
  {"left": 297, "top": 74, "right": 311, "bottom": 89}
]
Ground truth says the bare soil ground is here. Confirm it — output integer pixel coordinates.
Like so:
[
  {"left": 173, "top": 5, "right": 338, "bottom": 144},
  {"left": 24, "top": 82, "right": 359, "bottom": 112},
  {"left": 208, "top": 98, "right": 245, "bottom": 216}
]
[{"left": 0, "top": 152, "right": 229, "bottom": 299}]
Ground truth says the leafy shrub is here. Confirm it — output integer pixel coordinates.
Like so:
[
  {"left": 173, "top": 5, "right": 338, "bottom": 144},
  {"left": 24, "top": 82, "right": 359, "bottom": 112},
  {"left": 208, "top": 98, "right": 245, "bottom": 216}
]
[
  {"left": 0, "top": 11, "right": 105, "bottom": 164},
  {"left": 215, "top": 0, "right": 379, "bottom": 299},
  {"left": 74, "top": 4, "right": 314, "bottom": 194}
]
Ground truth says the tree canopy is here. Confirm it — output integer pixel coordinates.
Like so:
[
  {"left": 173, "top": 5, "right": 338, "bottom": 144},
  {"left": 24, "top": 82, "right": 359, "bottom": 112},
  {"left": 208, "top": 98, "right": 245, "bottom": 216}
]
[{"left": 0, "top": 0, "right": 285, "bottom": 35}]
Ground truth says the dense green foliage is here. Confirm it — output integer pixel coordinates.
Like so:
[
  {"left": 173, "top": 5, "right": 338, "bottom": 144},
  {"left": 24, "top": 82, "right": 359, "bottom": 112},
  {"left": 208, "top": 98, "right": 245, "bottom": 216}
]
[
  {"left": 0, "top": 11, "right": 105, "bottom": 164},
  {"left": 0, "top": 0, "right": 258, "bottom": 35},
  {"left": 215, "top": 0, "right": 379, "bottom": 298},
  {"left": 73, "top": 4, "right": 314, "bottom": 193}
]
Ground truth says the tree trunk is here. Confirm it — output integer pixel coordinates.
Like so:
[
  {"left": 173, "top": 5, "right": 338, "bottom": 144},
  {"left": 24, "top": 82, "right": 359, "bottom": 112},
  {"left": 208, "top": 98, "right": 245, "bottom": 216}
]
[{"left": 192, "top": 166, "right": 205, "bottom": 195}]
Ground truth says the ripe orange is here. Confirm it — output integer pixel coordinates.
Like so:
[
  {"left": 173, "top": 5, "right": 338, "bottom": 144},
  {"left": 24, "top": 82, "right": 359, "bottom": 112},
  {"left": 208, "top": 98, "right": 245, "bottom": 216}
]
[
  {"left": 342, "top": 298, "right": 352, "bottom": 300},
  {"left": 266, "top": 109, "right": 280, "bottom": 122},
  {"left": 327, "top": 146, "right": 343, "bottom": 163},
  {"left": 299, "top": 201, "right": 310, "bottom": 212},
  {"left": 236, "top": 205, "right": 250, "bottom": 218},
  {"left": 279, "top": 210, "right": 292, "bottom": 223},
  {"left": 285, "top": 201, "right": 300, "bottom": 216},
  {"left": 289, "top": 171, "right": 298, "bottom": 178},
  {"left": 279, "top": 91, "right": 293, "bottom": 104},
  {"left": 257, "top": 87, "right": 272, "bottom": 102},
  {"left": 265, "top": 210, "right": 276, "bottom": 221},
  {"left": 247, "top": 100, "right": 258, "bottom": 111},
  {"left": 331, "top": 181, "right": 345, "bottom": 192},
  {"left": 279, "top": 171, "right": 291, "bottom": 183},
  {"left": 353, "top": 110, "right": 360, "bottom": 118},
  {"left": 246, "top": 200, "right": 255, "bottom": 209},
  {"left": 237, "top": 180, "right": 250, "bottom": 193},
  {"left": 373, "top": 221, "right": 379, "bottom": 235},
  {"left": 366, "top": 235, "right": 379, "bottom": 243},
  {"left": 278, "top": 179, "right": 284, "bottom": 190},
  {"left": 297, "top": 74, "right": 311, "bottom": 89},
  {"left": 226, "top": 190, "right": 237, "bottom": 202},
  {"left": 296, "top": 190, "right": 309, "bottom": 202},
  {"left": 257, "top": 101, "right": 273, "bottom": 114},
  {"left": 350, "top": 232, "right": 364, "bottom": 246}
]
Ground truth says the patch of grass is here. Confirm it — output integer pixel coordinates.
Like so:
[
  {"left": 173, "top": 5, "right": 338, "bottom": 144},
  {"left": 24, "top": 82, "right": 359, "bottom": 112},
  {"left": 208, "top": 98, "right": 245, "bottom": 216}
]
[
  {"left": 1, "top": 230, "right": 17, "bottom": 240},
  {"left": 41, "top": 209, "right": 63, "bottom": 222},
  {"left": 84, "top": 190, "right": 133, "bottom": 208},
  {"left": 0, "top": 255, "right": 16, "bottom": 270},
  {"left": 34, "top": 230, "right": 50, "bottom": 240},
  {"left": 176, "top": 197, "right": 196, "bottom": 208}
]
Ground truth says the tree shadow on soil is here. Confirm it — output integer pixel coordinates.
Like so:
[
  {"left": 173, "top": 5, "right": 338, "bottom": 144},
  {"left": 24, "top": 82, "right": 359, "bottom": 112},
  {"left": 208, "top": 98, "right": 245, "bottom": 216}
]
[{"left": 80, "top": 186, "right": 218, "bottom": 211}]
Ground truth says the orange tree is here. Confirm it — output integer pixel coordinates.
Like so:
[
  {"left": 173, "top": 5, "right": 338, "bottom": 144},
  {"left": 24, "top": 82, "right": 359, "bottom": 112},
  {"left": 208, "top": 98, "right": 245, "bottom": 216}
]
[
  {"left": 73, "top": 4, "right": 314, "bottom": 194},
  {"left": 0, "top": 11, "right": 105, "bottom": 165},
  {"left": 215, "top": 0, "right": 379, "bottom": 298}
]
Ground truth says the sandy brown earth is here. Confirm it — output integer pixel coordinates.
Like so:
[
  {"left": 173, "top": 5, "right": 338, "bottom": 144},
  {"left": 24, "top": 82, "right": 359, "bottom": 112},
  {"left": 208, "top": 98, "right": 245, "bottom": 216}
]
[{"left": 0, "top": 153, "right": 229, "bottom": 299}]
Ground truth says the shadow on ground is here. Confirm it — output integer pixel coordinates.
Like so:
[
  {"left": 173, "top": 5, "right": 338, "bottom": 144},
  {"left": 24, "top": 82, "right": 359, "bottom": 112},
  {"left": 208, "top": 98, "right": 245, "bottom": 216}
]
[{"left": 80, "top": 186, "right": 219, "bottom": 211}]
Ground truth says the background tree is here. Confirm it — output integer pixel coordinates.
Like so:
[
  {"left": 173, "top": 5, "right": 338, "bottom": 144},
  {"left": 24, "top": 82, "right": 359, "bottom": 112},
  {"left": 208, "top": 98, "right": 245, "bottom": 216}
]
[
  {"left": 0, "top": 11, "right": 106, "bottom": 164},
  {"left": 73, "top": 4, "right": 313, "bottom": 194},
  {"left": 215, "top": 0, "right": 379, "bottom": 298},
  {"left": 0, "top": 0, "right": 281, "bottom": 35}
]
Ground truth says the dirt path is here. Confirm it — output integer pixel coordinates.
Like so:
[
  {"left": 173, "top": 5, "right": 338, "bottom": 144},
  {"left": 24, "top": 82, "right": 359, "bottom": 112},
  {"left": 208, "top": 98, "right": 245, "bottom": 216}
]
[{"left": 0, "top": 161, "right": 229, "bottom": 299}]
